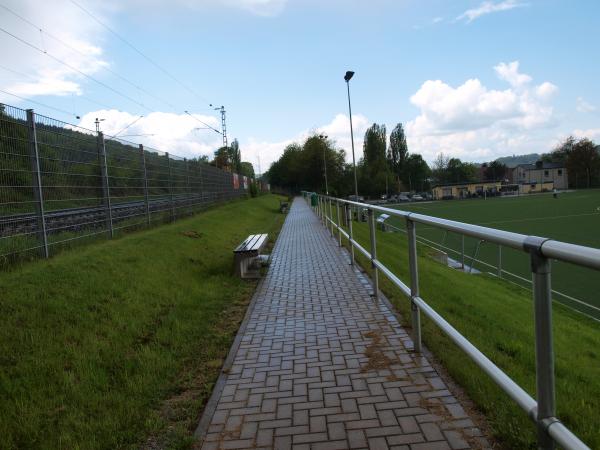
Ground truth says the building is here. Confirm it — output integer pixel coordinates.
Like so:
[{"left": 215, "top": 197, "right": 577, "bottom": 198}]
[
  {"left": 432, "top": 179, "right": 555, "bottom": 200},
  {"left": 511, "top": 162, "right": 568, "bottom": 190},
  {"left": 432, "top": 181, "right": 502, "bottom": 200}
]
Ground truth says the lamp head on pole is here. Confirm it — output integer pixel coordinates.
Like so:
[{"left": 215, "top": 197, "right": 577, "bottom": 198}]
[{"left": 344, "top": 71, "right": 355, "bottom": 82}]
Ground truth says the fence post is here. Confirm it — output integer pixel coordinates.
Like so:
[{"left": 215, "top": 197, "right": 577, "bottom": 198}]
[
  {"left": 336, "top": 200, "right": 342, "bottom": 247},
  {"left": 198, "top": 162, "right": 204, "bottom": 207},
  {"left": 531, "top": 251, "right": 556, "bottom": 450},
  {"left": 497, "top": 245, "right": 502, "bottom": 278},
  {"left": 328, "top": 198, "right": 334, "bottom": 236},
  {"left": 26, "top": 109, "right": 48, "bottom": 258},
  {"left": 407, "top": 217, "right": 422, "bottom": 353},
  {"left": 368, "top": 208, "right": 379, "bottom": 299},
  {"left": 97, "top": 131, "right": 113, "bottom": 238},
  {"left": 165, "top": 152, "right": 174, "bottom": 221},
  {"left": 184, "top": 158, "right": 191, "bottom": 215},
  {"left": 346, "top": 203, "right": 355, "bottom": 265},
  {"left": 139, "top": 144, "right": 150, "bottom": 226}
]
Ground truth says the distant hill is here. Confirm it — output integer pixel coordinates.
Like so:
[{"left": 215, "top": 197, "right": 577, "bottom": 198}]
[{"left": 494, "top": 153, "right": 541, "bottom": 168}]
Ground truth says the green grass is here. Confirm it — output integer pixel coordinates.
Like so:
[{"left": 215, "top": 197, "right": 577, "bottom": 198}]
[
  {"left": 385, "top": 189, "right": 600, "bottom": 319},
  {"left": 328, "top": 205, "right": 600, "bottom": 449},
  {"left": 0, "top": 194, "right": 285, "bottom": 450}
]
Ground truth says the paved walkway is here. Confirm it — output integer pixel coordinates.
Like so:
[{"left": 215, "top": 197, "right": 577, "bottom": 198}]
[{"left": 197, "top": 198, "right": 490, "bottom": 450}]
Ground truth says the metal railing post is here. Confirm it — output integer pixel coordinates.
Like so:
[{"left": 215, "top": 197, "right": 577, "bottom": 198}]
[
  {"left": 461, "top": 235, "right": 465, "bottom": 270},
  {"left": 165, "top": 152, "right": 174, "bottom": 221},
  {"left": 345, "top": 203, "right": 355, "bottom": 265},
  {"left": 139, "top": 144, "right": 150, "bottom": 226},
  {"left": 328, "top": 198, "right": 334, "bottom": 236},
  {"left": 407, "top": 218, "right": 422, "bottom": 353},
  {"left": 368, "top": 208, "right": 379, "bottom": 299},
  {"left": 497, "top": 245, "right": 502, "bottom": 278},
  {"left": 531, "top": 252, "right": 556, "bottom": 450},
  {"left": 97, "top": 131, "right": 113, "bottom": 238},
  {"left": 336, "top": 200, "right": 342, "bottom": 246},
  {"left": 26, "top": 109, "right": 48, "bottom": 258}
]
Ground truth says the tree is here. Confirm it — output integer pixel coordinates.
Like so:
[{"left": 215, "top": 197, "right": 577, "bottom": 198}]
[
  {"left": 404, "top": 154, "right": 431, "bottom": 191},
  {"left": 432, "top": 153, "right": 450, "bottom": 184},
  {"left": 484, "top": 161, "right": 508, "bottom": 181},
  {"left": 212, "top": 146, "right": 230, "bottom": 170},
  {"left": 388, "top": 123, "right": 409, "bottom": 190},
  {"left": 567, "top": 138, "right": 600, "bottom": 188},
  {"left": 228, "top": 139, "right": 242, "bottom": 173},
  {"left": 361, "top": 124, "right": 389, "bottom": 196},
  {"left": 432, "top": 154, "right": 477, "bottom": 184},
  {"left": 239, "top": 161, "right": 255, "bottom": 178}
]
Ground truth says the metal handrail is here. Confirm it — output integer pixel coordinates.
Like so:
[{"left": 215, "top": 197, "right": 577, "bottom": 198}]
[{"left": 301, "top": 191, "right": 593, "bottom": 450}]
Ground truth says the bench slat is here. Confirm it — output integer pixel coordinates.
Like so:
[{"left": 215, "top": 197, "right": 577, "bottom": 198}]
[
  {"left": 234, "top": 233, "right": 267, "bottom": 253},
  {"left": 234, "top": 234, "right": 256, "bottom": 252}
]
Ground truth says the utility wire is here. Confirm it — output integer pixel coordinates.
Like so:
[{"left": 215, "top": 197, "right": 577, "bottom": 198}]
[
  {"left": 0, "top": 63, "right": 115, "bottom": 112},
  {"left": 0, "top": 26, "right": 152, "bottom": 113},
  {"left": 70, "top": 0, "right": 214, "bottom": 108},
  {"left": 184, "top": 110, "right": 222, "bottom": 135},
  {"left": 112, "top": 115, "right": 143, "bottom": 138},
  {"left": 0, "top": 3, "right": 180, "bottom": 113},
  {"left": 0, "top": 88, "right": 79, "bottom": 118}
]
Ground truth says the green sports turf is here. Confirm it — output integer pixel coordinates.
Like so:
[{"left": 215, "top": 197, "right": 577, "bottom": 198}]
[{"left": 385, "top": 189, "right": 600, "bottom": 319}]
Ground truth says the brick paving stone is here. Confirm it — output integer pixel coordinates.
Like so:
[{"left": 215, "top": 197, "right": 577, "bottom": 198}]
[{"left": 197, "top": 198, "right": 490, "bottom": 449}]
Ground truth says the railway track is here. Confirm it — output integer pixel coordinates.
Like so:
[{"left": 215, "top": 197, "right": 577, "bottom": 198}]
[{"left": 0, "top": 193, "right": 237, "bottom": 238}]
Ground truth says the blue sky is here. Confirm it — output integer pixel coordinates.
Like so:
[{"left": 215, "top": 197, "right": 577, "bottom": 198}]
[{"left": 1, "top": 0, "right": 599, "bottom": 172}]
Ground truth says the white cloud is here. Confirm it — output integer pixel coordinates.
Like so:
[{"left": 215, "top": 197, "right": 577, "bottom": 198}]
[
  {"left": 74, "top": 110, "right": 371, "bottom": 175},
  {"left": 432, "top": 17, "right": 444, "bottom": 24},
  {"left": 572, "top": 128, "right": 600, "bottom": 140},
  {"left": 405, "top": 61, "right": 559, "bottom": 162},
  {"left": 456, "top": 0, "right": 527, "bottom": 23},
  {"left": 576, "top": 97, "right": 597, "bottom": 113},
  {"left": 77, "top": 109, "right": 223, "bottom": 159},
  {"left": 241, "top": 113, "right": 371, "bottom": 174},
  {"left": 0, "top": 0, "right": 110, "bottom": 103},
  {"left": 494, "top": 61, "right": 531, "bottom": 87}
]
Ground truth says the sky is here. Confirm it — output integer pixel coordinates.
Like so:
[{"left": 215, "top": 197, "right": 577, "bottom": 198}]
[{"left": 1, "top": 0, "right": 599, "bottom": 173}]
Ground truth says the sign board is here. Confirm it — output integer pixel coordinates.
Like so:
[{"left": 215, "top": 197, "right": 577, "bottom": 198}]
[{"left": 233, "top": 173, "right": 240, "bottom": 189}]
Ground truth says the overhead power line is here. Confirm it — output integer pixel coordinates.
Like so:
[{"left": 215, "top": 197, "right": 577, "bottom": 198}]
[
  {"left": 0, "top": 63, "right": 115, "bottom": 113},
  {"left": 70, "top": 0, "right": 214, "bottom": 108},
  {"left": 0, "top": 26, "right": 153, "bottom": 114},
  {"left": 0, "top": 88, "right": 79, "bottom": 118},
  {"left": 184, "top": 110, "right": 222, "bottom": 135},
  {"left": 0, "top": 3, "right": 180, "bottom": 113}
]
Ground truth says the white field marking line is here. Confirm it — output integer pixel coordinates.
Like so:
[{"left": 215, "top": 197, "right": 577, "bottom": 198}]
[
  {"left": 385, "top": 222, "right": 600, "bottom": 320},
  {"left": 478, "top": 211, "right": 600, "bottom": 226}
]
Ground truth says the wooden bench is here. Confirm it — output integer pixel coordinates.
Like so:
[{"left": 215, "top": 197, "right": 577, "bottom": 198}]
[
  {"left": 279, "top": 200, "right": 289, "bottom": 213},
  {"left": 234, "top": 234, "right": 269, "bottom": 278}
]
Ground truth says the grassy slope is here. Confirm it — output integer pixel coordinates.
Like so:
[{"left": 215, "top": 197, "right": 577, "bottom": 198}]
[
  {"left": 0, "top": 195, "right": 284, "bottom": 450},
  {"left": 341, "top": 216, "right": 599, "bottom": 449}
]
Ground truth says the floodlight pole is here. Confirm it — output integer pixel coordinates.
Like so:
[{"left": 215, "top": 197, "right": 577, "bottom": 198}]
[
  {"left": 320, "top": 134, "right": 329, "bottom": 195},
  {"left": 345, "top": 71, "right": 358, "bottom": 201}
]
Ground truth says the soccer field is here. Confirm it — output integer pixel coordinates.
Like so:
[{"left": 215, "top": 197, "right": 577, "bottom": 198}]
[{"left": 386, "top": 189, "right": 600, "bottom": 320}]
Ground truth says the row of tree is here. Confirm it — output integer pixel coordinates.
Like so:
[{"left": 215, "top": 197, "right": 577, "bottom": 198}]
[
  {"left": 265, "top": 120, "right": 600, "bottom": 195},
  {"left": 210, "top": 139, "right": 255, "bottom": 178},
  {"left": 266, "top": 123, "right": 431, "bottom": 197}
]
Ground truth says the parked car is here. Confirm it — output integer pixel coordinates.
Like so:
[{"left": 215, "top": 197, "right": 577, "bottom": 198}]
[
  {"left": 411, "top": 194, "right": 424, "bottom": 201},
  {"left": 398, "top": 194, "right": 410, "bottom": 202}
]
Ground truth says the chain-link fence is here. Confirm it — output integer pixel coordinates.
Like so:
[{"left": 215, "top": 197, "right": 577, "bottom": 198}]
[{"left": 0, "top": 103, "right": 250, "bottom": 268}]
